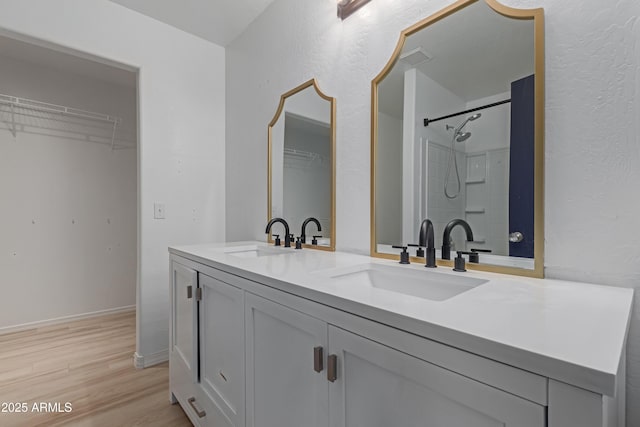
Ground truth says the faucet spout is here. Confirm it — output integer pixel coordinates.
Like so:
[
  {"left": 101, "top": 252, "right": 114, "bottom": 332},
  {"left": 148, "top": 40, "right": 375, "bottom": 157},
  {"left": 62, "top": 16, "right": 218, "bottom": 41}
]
[
  {"left": 301, "top": 217, "right": 322, "bottom": 244},
  {"left": 418, "top": 219, "right": 437, "bottom": 268},
  {"left": 442, "top": 219, "right": 474, "bottom": 260},
  {"left": 418, "top": 219, "right": 435, "bottom": 249},
  {"left": 266, "top": 217, "right": 291, "bottom": 247}
]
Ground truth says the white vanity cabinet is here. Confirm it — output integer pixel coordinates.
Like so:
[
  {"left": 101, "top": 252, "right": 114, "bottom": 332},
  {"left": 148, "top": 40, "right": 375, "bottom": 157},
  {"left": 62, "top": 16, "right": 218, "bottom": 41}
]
[
  {"left": 198, "top": 273, "right": 244, "bottom": 426},
  {"left": 170, "top": 260, "right": 244, "bottom": 427},
  {"left": 328, "top": 325, "right": 545, "bottom": 427},
  {"left": 245, "top": 292, "right": 328, "bottom": 427},
  {"left": 244, "top": 292, "right": 545, "bottom": 427},
  {"left": 170, "top": 262, "right": 197, "bottom": 389},
  {"left": 169, "top": 247, "right": 630, "bottom": 427}
]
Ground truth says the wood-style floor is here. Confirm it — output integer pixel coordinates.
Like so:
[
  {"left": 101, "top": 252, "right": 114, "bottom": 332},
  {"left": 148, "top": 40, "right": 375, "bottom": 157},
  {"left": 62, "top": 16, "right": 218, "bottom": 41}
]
[{"left": 0, "top": 311, "right": 192, "bottom": 427}]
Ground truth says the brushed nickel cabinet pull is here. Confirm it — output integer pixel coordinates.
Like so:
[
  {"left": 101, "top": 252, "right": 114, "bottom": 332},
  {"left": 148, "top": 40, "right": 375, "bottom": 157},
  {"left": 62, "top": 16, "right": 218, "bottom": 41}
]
[
  {"left": 187, "top": 397, "right": 206, "bottom": 418},
  {"left": 327, "top": 354, "right": 337, "bottom": 382},
  {"left": 187, "top": 285, "right": 193, "bottom": 299},
  {"left": 314, "top": 346, "right": 324, "bottom": 372},
  {"left": 195, "top": 287, "right": 203, "bottom": 301}
]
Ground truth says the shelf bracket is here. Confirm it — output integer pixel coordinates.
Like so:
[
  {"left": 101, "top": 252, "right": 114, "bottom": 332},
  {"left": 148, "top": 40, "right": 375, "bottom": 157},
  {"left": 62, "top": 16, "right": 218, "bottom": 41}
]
[
  {"left": 110, "top": 119, "right": 118, "bottom": 151},
  {"left": 10, "top": 102, "right": 16, "bottom": 138}
]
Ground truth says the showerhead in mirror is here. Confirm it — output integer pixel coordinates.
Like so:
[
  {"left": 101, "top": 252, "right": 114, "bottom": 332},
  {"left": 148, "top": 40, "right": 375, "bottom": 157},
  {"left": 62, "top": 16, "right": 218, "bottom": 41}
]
[
  {"left": 456, "top": 131, "right": 471, "bottom": 142},
  {"left": 454, "top": 112, "right": 482, "bottom": 134},
  {"left": 444, "top": 112, "right": 481, "bottom": 199}
]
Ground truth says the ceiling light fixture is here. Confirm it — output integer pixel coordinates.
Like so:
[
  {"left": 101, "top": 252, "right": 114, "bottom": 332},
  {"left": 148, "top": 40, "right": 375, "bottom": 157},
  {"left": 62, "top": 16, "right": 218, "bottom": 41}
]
[{"left": 337, "top": 0, "right": 371, "bottom": 20}]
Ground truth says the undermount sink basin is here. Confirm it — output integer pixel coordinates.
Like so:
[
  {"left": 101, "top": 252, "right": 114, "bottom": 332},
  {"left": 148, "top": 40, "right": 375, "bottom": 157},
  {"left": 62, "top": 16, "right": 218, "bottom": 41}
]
[
  {"left": 223, "top": 245, "right": 292, "bottom": 258},
  {"left": 322, "top": 263, "right": 487, "bottom": 301}
]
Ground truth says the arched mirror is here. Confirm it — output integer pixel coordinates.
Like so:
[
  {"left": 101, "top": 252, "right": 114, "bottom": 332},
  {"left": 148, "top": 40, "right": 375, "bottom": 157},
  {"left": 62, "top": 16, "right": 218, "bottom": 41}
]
[
  {"left": 371, "top": 0, "right": 544, "bottom": 277},
  {"left": 268, "top": 79, "right": 336, "bottom": 251}
]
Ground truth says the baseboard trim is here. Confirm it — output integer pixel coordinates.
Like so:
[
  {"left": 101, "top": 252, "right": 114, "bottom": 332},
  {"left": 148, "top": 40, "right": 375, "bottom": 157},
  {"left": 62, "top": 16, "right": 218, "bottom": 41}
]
[
  {"left": 0, "top": 305, "right": 136, "bottom": 335},
  {"left": 133, "top": 349, "right": 169, "bottom": 369}
]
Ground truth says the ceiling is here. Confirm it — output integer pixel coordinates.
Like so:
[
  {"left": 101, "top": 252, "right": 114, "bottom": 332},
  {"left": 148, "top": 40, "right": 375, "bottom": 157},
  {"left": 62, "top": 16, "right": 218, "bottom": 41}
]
[
  {"left": 0, "top": 0, "right": 278, "bottom": 88},
  {"left": 0, "top": 35, "right": 136, "bottom": 88},
  {"left": 109, "top": 0, "right": 277, "bottom": 46},
  {"left": 379, "top": 1, "right": 534, "bottom": 119}
]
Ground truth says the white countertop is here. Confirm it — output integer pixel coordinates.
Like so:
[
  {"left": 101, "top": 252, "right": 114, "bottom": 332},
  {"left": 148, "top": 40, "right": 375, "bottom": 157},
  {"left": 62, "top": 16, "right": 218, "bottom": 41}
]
[{"left": 169, "top": 241, "right": 634, "bottom": 397}]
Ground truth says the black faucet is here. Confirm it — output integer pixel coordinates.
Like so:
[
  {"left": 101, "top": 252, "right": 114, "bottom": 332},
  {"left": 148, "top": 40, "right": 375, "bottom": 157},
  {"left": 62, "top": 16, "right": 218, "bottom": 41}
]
[
  {"left": 441, "top": 219, "right": 474, "bottom": 260},
  {"left": 409, "top": 219, "right": 437, "bottom": 267},
  {"left": 266, "top": 218, "right": 291, "bottom": 247},
  {"left": 300, "top": 217, "right": 322, "bottom": 244}
]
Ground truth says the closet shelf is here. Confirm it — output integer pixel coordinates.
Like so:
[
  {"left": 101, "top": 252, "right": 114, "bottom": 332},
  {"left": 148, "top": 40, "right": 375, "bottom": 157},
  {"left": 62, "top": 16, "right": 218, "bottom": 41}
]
[
  {"left": 0, "top": 93, "right": 130, "bottom": 150},
  {"left": 283, "top": 148, "right": 328, "bottom": 169},
  {"left": 284, "top": 147, "right": 324, "bottom": 160}
]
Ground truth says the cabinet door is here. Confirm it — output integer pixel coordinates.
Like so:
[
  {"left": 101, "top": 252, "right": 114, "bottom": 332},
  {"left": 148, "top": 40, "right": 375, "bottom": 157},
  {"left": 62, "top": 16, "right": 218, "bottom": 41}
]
[
  {"left": 171, "top": 262, "right": 198, "bottom": 379},
  {"left": 199, "top": 273, "right": 244, "bottom": 427},
  {"left": 328, "top": 326, "right": 545, "bottom": 427},
  {"left": 245, "top": 293, "right": 328, "bottom": 427}
]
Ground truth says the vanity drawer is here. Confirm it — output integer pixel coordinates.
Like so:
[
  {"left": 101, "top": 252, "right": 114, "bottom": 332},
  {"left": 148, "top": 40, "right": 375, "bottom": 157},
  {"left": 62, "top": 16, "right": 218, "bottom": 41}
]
[{"left": 170, "top": 352, "right": 203, "bottom": 427}]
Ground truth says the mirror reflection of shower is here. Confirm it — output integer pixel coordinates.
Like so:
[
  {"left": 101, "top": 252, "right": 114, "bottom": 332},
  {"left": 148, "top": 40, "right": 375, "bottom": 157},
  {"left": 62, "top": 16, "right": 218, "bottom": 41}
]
[{"left": 444, "top": 113, "right": 481, "bottom": 199}]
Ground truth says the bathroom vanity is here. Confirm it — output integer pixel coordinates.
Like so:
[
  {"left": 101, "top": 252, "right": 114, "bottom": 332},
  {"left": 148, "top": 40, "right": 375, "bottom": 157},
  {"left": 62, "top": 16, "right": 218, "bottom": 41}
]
[{"left": 169, "top": 242, "right": 633, "bottom": 427}]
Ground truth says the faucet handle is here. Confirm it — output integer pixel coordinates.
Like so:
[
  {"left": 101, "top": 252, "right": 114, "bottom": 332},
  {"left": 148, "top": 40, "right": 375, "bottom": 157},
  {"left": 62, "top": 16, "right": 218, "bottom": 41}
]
[
  {"left": 407, "top": 244, "right": 425, "bottom": 258},
  {"left": 470, "top": 248, "right": 491, "bottom": 263},
  {"left": 273, "top": 234, "right": 281, "bottom": 247},
  {"left": 453, "top": 251, "right": 467, "bottom": 272},
  {"left": 295, "top": 236, "right": 302, "bottom": 250},
  {"left": 391, "top": 245, "right": 410, "bottom": 265},
  {"left": 312, "top": 235, "right": 322, "bottom": 245}
]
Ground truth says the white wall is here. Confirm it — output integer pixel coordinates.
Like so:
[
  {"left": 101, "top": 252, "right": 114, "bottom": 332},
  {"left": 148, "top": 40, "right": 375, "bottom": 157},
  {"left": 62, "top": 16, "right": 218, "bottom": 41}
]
[
  {"left": 226, "top": 0, "right": 640, "bottom": 423},
  {"left": 464, "top": 91, "right": 511, "bottom": 154},
  {"left": 0, "top": 55, "right": 137, "bottom": 329},
  {"left": 0, "top": 0, "right": 226, "bottom": 363},
  {"left": 376, "top": 112, "right": 402, "bottom": 245}
]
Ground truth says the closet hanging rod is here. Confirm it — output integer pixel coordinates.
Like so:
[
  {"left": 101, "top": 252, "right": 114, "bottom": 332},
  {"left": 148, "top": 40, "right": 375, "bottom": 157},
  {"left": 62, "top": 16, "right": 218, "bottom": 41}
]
[
  {"left": 284, "top": 147, "right": 325, "bottom": 160},
  {"left": 0, "top": 93, "right": 121, "bottom": 125},
  {"left": 423, "top": 98, "right": 511, "bottom": 127}
]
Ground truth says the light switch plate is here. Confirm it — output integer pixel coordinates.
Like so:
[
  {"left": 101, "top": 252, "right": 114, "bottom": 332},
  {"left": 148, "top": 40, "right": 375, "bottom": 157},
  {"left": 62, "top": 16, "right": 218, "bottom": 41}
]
[{"left": 154, "top": 203, "right": 165, "bottom": 219}]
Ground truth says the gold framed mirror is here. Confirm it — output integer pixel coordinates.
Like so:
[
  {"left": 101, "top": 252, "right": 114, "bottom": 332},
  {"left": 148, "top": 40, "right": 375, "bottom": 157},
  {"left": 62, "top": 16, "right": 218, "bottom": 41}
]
[
  {"left": 371, "top": 0, "right": 544, "bottom": 277},
  {"left": 268, "top": 78, "right": 336, "bottom": 251}
]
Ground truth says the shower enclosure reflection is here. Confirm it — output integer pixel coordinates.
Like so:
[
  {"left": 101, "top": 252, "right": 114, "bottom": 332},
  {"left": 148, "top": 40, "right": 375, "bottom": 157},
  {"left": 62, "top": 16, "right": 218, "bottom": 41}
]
[
  {"left": 444, "top": 113, "right": 481, "bottom": 200},
  {"left": 374, "top": 0, "right": 541, "bottom": 271}
]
